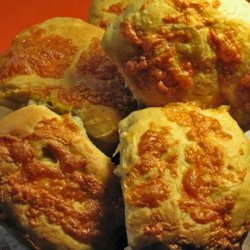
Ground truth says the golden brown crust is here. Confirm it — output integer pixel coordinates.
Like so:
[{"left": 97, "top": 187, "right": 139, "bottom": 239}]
[
  {"left": 118, "top": 103, "right": 250, "bottom": 249},
  {"left": 0, "top": 17, "right": 135, "bottom": 146},
  {"left": 89, "top": 0, "right": 133, "bottom": 28},
  {"left": 0, "top": 105, "right": 122, "bottom": 250},
  {"left": 102, "top": 0, "right": 250, "bottom": 130},
  {"left": 0, "top": 27, "right": 77, "bottom": 81}
]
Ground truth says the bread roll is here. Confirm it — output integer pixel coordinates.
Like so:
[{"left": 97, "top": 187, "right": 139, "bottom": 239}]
[
  {"left": 102, "top": 0, "right": 250, "bottom": 130},
  {"left": 118, "top": 102, "right": 250, "bottom": 249},
  {"left": 89, "top": 0, "right": 133, "bottom": 28},
  {"left": 0, "top": 17, "right": 135, "bottom": 150},
  {"left": 0, "top": 105, "right": 123, "bottom": 250},
  {"left": 0, "top": 106, "right": 12, "bottom": 119}
]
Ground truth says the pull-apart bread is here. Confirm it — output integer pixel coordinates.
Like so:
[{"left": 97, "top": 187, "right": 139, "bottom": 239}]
[
  {"left": 0, "top": 105, "right": 122, "bottom": 249},
  {"left": 89, "top": 0, "right": 133, "bottom": 28},
  {"left": 102, "top": 0, "right": 250, "bottom": 130},
  {"left": 118, "top": 103, "right": 250, "bottom": 249},
  {"left": 0, "top": 17, "right": 135, "bottom": 150}
]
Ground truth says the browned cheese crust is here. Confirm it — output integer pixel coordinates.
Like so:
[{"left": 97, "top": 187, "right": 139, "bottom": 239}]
[
  {"left": 89, "top": 0, "right": 134, "bottom": 28},
  {"left": 118, "top": 103, "right": 250, "bottom": 249},
  {"left": 0, "top": 105, "right": 123, "bottom": 250},
  {"left": 0, "top": 18, "right": 135, "bottom": 147},
  {"left": 102, "top": 0, "right": 250, "bottom": 130}
]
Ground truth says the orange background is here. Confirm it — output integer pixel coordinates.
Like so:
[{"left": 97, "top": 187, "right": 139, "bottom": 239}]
[{"left": 0, "top": 0, "right": 92, "bottom": 53}]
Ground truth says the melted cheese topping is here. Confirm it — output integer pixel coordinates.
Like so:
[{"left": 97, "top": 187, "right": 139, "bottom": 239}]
[
  {"left": 76, "top": 38, "right": 134, "bottom": 114},
  {"left": 119, "top": 104, "right": 250, "bottom": 248},
  {"left": 125, "top": 127, "right": 176, "bottom": 208},
  {"left": 0, "top": 25, "right": 135, "bottom": 118},
  {"left": 164, "top": 107, "right": 247, "bottom": 226},
  {"left": 120, "top": 0, "right": 221, "bottom": 96},
  {"left": 103, "top": 0, "right": 250, "bottom": 128},
  {"left": 26, "top": 37, "right": 134, "bottom": 115},
  {"left": 0, "top": 28, "right": 77, "bottom": 81},
  {"left": 0, "top": 116, "right": 119, "bottom": 244},
  {"left": 89, "top": 0, "right": 133, "bottom": 29}
]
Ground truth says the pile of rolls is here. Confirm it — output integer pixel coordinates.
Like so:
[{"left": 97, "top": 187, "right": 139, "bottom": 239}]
[{"left": 0, "top": 0, "right": 250, "bottom": 249}]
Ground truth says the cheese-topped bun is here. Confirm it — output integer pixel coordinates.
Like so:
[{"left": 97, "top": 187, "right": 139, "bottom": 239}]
[
  {"left": 102, "top": 0, "right": 250, "bottom": 130},
  {"left": 0, "top": 17, "right": 135, "bottom": 149},
  {"left": 89, "top": 0, "right": 133, "bottom": 28},
  {"left": 0, "top": 105, "right": 123, "bottom": 250},
  {"left": 118, "top": 102, "right": 250, "bottom": 249}
]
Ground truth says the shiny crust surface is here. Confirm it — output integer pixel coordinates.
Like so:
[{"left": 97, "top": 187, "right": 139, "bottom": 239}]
[
  {"left": 118, "top": 103, "right": 250, "bottom": 249},
  {"left": 0, "top": 105, "right": 122, "bottom": 250},
  {"left": 102, "top": 0, "right": 250, "bottom": 130}
]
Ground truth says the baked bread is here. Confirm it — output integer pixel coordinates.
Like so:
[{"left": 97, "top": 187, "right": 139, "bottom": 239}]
[
  {"left": 0, "top": 17, "right": 135, "bottom": 151},
  {"left": 0, "top": 105, "right": 123, "bottom": 250},
  {"left": 89, "top": 0, "right": 133, "bottom": 28},
  {"left": 102, "top": 0, "right": 250, "bottom": 130},
  {"left": 118, "top": 102, "right": 250, "bottom": 249},
  {"left": 0, "top": 106, "right": 12, "bottom": 119}
]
